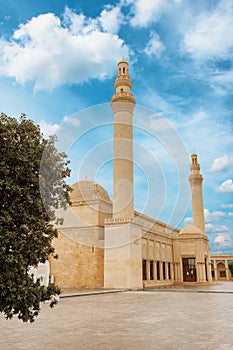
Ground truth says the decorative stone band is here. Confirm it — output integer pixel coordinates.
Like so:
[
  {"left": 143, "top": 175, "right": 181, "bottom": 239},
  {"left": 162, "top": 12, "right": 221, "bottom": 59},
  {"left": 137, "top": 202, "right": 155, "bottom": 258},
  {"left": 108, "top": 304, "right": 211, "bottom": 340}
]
[
  {"left": 105, "top": 217, "right": 134, "bottom": 224},
  {"left": 104, "top": 217, "right": 149, "bottom": 229},
  {"left": 111, "top": 92, "right": 136, "bottom": 104},
  {"left": 189, "top": 174, "right": 203, "bottom": 185},
  {"left": 104, "top": 217, "right": 176, "bottom": 238}
]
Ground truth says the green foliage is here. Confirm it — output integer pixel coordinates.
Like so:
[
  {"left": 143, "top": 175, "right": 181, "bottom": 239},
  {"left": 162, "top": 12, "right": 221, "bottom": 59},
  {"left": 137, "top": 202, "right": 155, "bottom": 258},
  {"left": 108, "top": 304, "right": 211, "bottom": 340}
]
[
  {"left": 0, "top": 113, "right": 71, "bottom": 322},
  {"left": 228, "top": 262, "right": 233, "bottom": 277}
]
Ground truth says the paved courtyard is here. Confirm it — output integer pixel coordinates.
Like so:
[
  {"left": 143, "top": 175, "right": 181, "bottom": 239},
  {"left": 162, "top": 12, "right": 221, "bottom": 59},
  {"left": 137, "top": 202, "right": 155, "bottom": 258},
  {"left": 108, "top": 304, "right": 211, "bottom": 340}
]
[{"left": 1, "top": 282, "right": 233, "bottom": 350}]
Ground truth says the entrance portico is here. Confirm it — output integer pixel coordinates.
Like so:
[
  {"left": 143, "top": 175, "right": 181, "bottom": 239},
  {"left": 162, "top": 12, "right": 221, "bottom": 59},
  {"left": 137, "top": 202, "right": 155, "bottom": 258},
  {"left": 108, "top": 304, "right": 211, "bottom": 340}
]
[{"left": 173, "top": 225, "right": 212, "bottom": 283}]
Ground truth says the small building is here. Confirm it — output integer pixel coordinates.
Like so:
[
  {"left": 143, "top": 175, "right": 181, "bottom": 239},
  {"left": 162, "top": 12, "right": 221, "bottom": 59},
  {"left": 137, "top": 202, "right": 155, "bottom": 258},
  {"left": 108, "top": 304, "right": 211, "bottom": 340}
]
[{"left": 210, "top": 255, "right": 233, "bottom": 281}]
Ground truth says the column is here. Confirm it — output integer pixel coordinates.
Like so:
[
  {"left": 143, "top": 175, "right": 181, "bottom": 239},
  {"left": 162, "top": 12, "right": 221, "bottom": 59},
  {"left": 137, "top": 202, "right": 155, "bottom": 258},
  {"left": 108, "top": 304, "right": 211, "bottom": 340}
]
[
  {"left": 154, "top": 260, "right": 157, "bottom": 281},
  {"left": 176, "top": 262, "right": 181, "bottom": 282},
  {"left": 202, "top": 262, "right": 206, "bottom": 282},
  {"left": 165, "top": 262, "right": 169, "bottom": 280},
  {"left": 214, "top": 260, "right": 218, "bottom": 281},
  {"left": 146, "top": 260, "right": 150, "bottom": 281},
  {"left": 197, "top": 262, "right": 202, "bottom": 282},
  {"left": 171, "top": 263, "right": 174, "bottom": 281},
  {"left": 225, "top": 260, "right": 230, "bottom": 280},
  {"left": 160, "top": 261, "right": 163, "bottom": 281}
]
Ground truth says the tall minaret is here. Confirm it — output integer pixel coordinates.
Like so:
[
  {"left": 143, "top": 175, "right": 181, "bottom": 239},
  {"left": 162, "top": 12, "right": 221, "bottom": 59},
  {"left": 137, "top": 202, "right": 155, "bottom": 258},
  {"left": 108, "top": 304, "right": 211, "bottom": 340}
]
[
  {"left": 111, "top": 59, "right": 136, "bottom": 219},
  {"left": 189, "top": 153, "right": 206, "bottom": 234}
]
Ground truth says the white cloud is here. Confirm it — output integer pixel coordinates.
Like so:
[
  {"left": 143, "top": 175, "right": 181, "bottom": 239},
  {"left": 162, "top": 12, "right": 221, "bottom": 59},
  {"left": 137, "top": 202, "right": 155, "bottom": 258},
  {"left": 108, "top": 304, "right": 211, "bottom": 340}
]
[
  {"left": 204, "top": 208, "right": 226, "bottom": 222},
  {"left": 206, "top": 223, "right": 229, "bottom": 233},
  {"left": 214, "top": 235, "right": 225, "bottom": 243},
  {"left": 124, "top": 0, "right": 187, "bottom": 28},
  {"left": 184, "top": 216, "right": 193, "bottom": 226},
  {"left": 221, "top": 204, "right": 233, "bottom": 208},
  {"left": 191, "top": 110, "right": 207, "bottom": 124},
  {"left": 205, "top": 223, "right": 214, "bottom": 232},
  {"left": 216, "top": 179, "right": 233, "bottom": 193},
  {"left": 0, "top": 9, "right": 129, "bottom": 90},
  {"left": 212, "top": 69, "right": 233, "bottom": 85},
  {"left": 211, "top": 69, "right": 233, "bottom": 95},
  {"left": 63, "top": 115, "right": 80, "bottom": 127},
  {"left": 99, "top": 5, "right": 124, "bottom": 34},
  {"left": 183, "top": 0, "right": 233, "bottom": 59},
  {"left": 210, "top": 155, "right": 233, "bottom": 172},
  {"left": 183, "top": 213, "right": 228, "bottom": 233},
  {"left": 144, "top": 32, "right": 165, "bottom": 58},
  {"left": 229, "top": 212, "right": 233, "bottom": 217},
  {"left": 214, "top": 233, "right": 232, "bottom": 247},
  {"left": 63, "top": 7, "right": 98, "bottom": 34},
  {"left": 126, "top": 0, "right": 168, "bottom": 27},
  {"left": 184, "top": 208, "right": 230, "bottom": 235},
  {"left": 40, "top": 120, "right": 60, "bottom": 137},
  {"left": 179, "top": 110, "right": 207, "bottom": 128},
  {"left": 149, "top": 115, "right": 172, "bottom": 131}
]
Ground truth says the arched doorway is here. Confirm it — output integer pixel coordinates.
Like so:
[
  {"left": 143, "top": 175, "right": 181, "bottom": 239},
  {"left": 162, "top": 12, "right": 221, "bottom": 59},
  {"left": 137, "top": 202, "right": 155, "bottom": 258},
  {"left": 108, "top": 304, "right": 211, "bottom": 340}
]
[
  {"left": 182, "top": 258, "right": 197, "bottom": 282},
  {"left": 217, "top": 261, "right": 227, "bottom": 280}
]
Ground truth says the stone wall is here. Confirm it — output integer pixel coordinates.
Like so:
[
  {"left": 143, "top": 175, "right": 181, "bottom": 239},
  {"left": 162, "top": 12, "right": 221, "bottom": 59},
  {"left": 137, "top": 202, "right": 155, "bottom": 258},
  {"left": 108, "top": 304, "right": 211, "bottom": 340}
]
[{"left": 49, "top": 230, "right": 104, "bottom": 289}]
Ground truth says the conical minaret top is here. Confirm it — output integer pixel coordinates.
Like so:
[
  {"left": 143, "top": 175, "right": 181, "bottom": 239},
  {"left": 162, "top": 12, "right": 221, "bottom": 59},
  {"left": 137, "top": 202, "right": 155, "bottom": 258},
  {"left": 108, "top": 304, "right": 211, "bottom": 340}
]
[
  {"left": 111, "top": 59, "right": 136, "bottom": 105},
  {"left": 189, "top": 153, "right": 205, "bottom": 234}
]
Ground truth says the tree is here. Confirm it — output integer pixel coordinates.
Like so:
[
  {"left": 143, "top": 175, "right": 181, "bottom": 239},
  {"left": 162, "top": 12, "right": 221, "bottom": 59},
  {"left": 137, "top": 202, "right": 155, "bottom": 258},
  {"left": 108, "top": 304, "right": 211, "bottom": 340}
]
[
  {"left": 228, "top": 262, "right": 233, "bottom": 277},
  {"left": 0, "top": 113, "right": 71, "bottom": 322}
]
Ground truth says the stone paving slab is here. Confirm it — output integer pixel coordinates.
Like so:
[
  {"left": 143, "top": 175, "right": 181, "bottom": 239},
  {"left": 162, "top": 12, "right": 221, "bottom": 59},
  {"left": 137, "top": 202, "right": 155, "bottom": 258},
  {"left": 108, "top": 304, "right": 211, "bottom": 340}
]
[{"left": 1, "top": 282, "right": 233, "bottom": 350}]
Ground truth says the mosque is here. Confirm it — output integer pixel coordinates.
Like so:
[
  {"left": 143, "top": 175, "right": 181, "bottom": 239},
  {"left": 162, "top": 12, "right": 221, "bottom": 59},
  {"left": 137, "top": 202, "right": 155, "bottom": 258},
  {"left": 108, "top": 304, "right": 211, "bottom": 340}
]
[{"left": 45, "top": 59, "right": 232, "bottom": 289}]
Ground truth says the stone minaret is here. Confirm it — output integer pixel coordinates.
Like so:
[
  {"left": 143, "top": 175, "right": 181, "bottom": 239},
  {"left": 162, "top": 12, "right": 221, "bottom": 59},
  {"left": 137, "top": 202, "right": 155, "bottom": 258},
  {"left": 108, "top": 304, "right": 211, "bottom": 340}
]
[
  {"left": 189, "top": 153, "right": 206, "bottom": 234},
  {"left": 111, "top": 59, "right": 136, "bottom": 219}
]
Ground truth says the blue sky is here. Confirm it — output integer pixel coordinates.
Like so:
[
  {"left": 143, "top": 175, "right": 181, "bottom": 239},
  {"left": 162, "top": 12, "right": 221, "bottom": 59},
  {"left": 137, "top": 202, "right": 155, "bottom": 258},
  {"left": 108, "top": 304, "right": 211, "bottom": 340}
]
[{"left": 0, "top": 0, "right": 233, "bottom": 254}]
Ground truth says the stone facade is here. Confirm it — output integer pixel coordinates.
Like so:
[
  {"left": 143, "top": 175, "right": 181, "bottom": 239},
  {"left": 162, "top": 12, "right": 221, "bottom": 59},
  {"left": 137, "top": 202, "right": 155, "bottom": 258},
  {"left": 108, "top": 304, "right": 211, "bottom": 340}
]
[{"left": 47, "top": 60, "right": 221, "bottom": 289}]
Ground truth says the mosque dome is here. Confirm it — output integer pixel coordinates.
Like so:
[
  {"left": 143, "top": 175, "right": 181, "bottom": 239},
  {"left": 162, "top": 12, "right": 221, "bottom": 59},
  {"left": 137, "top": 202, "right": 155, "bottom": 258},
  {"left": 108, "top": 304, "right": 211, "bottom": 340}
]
[
  {"left": 179, "top": 225, "right": 203, "bottom": 235},
  {"left": 70, "top": 180, "right": 111, "bottom": 205}
]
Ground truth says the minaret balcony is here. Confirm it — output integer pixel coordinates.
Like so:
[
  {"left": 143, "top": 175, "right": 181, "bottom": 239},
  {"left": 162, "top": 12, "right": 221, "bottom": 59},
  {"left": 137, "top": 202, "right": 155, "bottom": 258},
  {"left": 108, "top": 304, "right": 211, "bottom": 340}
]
[
  {"left": 114, "top": 76, "right": 132, "bottom": 89},
  {"left": 189, "top": 174, "right": 203, "bottom": 185},
  {"left": 111, "top": 92, "right": 136, "bottom": 104}
]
